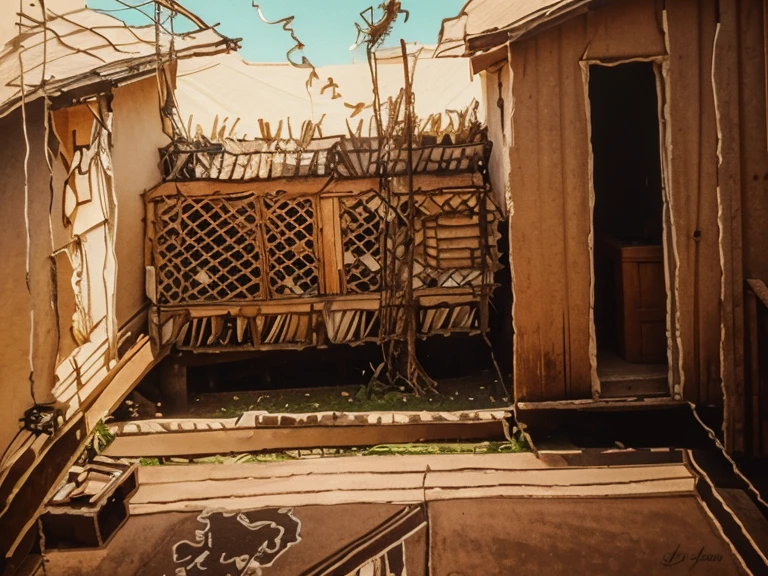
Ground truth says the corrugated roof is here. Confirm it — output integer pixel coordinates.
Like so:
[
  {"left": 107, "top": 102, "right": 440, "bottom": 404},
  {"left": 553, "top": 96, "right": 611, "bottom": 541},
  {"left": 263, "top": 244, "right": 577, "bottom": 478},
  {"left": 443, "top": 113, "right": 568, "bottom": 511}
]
[
  {"left": 174, "top": 48, "right": 483, "bottom": 138},
  {"left": 0, "top": 6, "right": 233, "bottom": 119},
  {"left": 436, "top": 0, "right": 590, "bottom": 57}
]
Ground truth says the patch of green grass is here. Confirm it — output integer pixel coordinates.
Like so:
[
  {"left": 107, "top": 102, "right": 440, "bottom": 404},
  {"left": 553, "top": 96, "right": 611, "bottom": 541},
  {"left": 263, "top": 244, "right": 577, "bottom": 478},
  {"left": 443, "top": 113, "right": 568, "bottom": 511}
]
[{"left": 188, "top": 377, "right": 507, "bottom": 419}]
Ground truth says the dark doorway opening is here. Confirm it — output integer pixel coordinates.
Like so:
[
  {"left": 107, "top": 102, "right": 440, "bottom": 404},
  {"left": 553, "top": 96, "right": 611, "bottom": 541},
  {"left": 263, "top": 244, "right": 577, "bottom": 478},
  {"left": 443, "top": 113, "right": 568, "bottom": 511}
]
[{"left": 589, "top": 61, "right": 668, "bottom": 398}]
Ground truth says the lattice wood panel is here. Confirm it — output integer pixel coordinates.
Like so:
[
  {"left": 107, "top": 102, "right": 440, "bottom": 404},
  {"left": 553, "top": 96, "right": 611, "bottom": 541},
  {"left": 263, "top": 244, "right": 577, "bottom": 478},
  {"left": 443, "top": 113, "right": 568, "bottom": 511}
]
[
  {"left": 151, "top": 195, "right": 263, "bottom": 305},
  {"left": 374, "top": 188, "right": 499, "bottom": 291},
  {"left": 413, "top": 190, "right": 498, "bottom": 289},
  {"left": 263, "top": 196, "right": 320, "bottom": 298},
  {"left": 147, "top": 178, "right": 501, "bottom": 352},
  {"left": 340, "top": 193, "right": 387, "bottom": 294}
]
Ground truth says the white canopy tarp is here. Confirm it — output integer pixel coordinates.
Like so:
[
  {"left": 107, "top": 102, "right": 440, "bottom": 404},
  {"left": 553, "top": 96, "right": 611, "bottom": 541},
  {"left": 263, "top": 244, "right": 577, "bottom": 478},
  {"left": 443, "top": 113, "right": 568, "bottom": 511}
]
[{"left": 175, "top": 47, "right": 484, "bottom": 139}]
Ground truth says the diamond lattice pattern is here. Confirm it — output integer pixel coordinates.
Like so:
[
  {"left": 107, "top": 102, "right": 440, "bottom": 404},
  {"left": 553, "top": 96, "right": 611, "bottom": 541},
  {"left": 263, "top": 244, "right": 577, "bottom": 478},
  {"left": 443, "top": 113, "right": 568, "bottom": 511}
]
[
  {"left": 153, "top": 196, "right": 263, "bottom": 304},
  {"left": 263, "top": 196, "right": 320, "bottom": 297},
  {"left": 340, "top": 194, "right": 386, "bottom": 293}
]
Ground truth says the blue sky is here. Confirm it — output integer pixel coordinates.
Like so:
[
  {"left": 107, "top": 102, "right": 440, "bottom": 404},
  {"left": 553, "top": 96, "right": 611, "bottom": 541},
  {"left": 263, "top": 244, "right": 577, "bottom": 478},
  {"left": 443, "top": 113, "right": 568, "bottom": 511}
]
[{"left": 88, "top": 1, "right": 466, "bottom": 66}]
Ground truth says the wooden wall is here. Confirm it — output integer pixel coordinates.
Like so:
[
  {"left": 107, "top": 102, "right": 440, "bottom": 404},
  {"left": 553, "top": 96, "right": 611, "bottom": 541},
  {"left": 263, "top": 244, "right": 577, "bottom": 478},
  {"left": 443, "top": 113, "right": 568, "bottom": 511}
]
[
  {"left": 0, "top": 79, "right": 168, "bottom": 453},
  {"left": 739, "top": 5, "right": 768, "bottom": 284},
  {"left": 504, "top": 0, "right": 752, "bottom": 406},
  {"left": 732, "top": 0, "right": 768, "bottom": 451}
]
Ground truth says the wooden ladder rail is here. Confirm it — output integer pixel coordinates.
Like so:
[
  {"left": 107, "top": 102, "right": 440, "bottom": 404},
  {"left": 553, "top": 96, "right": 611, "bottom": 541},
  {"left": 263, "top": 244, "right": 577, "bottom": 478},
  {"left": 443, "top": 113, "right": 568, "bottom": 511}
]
[{"left": 745, "top": 279, "right": 768, "bottom": 457}]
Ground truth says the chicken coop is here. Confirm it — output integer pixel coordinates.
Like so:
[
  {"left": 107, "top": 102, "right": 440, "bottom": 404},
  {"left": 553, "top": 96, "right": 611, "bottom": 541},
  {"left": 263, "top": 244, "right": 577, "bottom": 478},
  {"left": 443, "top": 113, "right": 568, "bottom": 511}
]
[{"left": 145, "top": 132, "right": 500, "bottom": 355}]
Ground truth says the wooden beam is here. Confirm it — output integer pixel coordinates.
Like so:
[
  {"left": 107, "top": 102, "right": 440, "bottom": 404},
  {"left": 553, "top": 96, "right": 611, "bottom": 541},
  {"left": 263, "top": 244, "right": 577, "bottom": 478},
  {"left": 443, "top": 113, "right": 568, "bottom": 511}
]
[
  {"left": 0, "top": 416, "right": 87, "bottom": 569},
  {"left": 470, "top": 45, "right": 509, "bottom": 76},
  {"left": 85, "top": 337, "right": 161, "bottom": 432},
  {"left": 467, "top": 31, "right": 510, "bottom": 55},
  {"left": 104, "top": 420, "right": 506, "bottom": 458}
]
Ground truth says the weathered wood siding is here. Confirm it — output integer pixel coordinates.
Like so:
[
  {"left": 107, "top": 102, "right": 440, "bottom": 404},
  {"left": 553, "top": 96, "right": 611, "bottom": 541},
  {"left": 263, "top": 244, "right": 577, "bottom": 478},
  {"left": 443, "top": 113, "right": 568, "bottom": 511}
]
[{"left": 505, "top": 0, "right": 757, "bottom": 406}]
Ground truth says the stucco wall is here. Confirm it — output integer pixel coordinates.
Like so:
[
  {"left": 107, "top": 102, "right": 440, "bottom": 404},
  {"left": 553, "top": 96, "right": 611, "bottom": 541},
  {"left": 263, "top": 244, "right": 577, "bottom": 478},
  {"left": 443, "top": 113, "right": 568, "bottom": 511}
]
[
  {"left": 0, "top": 103, "right": 58, "bottom": 450},
  {"left": 111, "top": 77, "right": 169, "bottom": 331}
]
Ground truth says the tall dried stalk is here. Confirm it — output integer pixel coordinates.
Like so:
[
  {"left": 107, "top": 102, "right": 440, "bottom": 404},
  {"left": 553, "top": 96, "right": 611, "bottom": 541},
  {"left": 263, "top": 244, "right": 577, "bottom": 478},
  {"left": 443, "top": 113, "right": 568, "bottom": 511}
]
[{"left": 357, "top": 2, "right": 436, "bottom": 395}]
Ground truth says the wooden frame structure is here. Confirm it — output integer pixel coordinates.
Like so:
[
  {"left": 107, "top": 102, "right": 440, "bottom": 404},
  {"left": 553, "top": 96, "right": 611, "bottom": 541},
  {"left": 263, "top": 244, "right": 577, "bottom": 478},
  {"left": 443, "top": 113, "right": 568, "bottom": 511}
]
[{"left": 145, "top": 135, "right": 500, "bottom": 354}]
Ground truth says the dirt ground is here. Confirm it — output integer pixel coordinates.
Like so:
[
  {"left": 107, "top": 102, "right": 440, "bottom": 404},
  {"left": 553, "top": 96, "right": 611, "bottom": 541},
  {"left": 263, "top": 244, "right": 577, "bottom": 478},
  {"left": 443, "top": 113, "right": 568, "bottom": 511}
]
[{"left": 186, "top": 374, "right": 503, "bottom": 418}]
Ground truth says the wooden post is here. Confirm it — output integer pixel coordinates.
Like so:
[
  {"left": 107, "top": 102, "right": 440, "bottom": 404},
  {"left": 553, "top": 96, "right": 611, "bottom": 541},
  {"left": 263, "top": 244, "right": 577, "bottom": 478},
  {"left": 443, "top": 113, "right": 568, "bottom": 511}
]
[
  {"left": 745, "top": 287, "right": 760, "bottom": 457},
  {"left": 159, "top": 356, "right": 187, "bottom": 416}
]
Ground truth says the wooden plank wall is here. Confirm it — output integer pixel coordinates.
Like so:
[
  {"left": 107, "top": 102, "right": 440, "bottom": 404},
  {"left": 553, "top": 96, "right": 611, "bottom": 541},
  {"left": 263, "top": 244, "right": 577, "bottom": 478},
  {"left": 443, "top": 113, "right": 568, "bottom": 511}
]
[
  {"left": 664, "top": 0, "right": 722, "bottom": 406},
  {"left": 742, "top": 0, "right": 768, "bottom": 288},
  {"left": 507, "top": 16, "right": 591, "bottom": 402},
  {"left": 507, "top": 0, "right": 737, "bottom": 405},
  {"left": 508, "top": 0, "right": 667, "bottom": 401},
  {"left": 734, "top": 0, "right": 768, "bottom": 452}
]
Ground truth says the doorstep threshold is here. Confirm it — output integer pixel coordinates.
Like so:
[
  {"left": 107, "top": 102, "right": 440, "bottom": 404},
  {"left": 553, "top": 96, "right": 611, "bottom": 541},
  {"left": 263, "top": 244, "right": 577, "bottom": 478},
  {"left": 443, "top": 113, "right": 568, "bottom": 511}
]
[{"left": 517, "top": 397, "right": 685, "bottom": 411}]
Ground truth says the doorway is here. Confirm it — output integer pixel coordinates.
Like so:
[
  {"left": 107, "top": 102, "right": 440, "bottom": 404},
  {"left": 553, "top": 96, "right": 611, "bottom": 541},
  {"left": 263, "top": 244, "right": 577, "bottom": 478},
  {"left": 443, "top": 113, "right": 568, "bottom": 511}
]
[{"left": 588, "top": 61, "right": 669, "bottom": 398}]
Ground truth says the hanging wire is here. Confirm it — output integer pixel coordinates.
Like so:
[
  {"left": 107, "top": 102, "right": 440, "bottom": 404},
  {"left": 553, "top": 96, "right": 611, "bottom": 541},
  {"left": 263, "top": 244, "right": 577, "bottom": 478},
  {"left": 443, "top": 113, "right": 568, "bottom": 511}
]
[
  {"left": 17, "top": 23, "right": 39, "bottom": 406},
  {"left": 39, "top": 0, "right": 65, "bottom": 386}
]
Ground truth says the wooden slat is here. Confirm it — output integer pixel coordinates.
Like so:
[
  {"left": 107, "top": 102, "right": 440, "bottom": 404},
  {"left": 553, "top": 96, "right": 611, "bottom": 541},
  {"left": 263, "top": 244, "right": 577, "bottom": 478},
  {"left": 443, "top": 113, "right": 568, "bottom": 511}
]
[
  {"left": 133, "top": 472, "right": 426, "bottom": 505},
  {"left": 137, "top": 453, "right": 551, "bottom": 486},
  {"left": 128, "top": 457, "right": 695, "bottom": 516},
  {"left": 424, "top": 464, "right": 692, "bottom": 488},
  {"left": 425, "top": 478, "right": 695, "bottom": 500},
  {"left": 319, "top": 197, "right": 342, "bottom": 295},
  {"left": 132, "top": 467, "right": 692, "bottom": 506}
]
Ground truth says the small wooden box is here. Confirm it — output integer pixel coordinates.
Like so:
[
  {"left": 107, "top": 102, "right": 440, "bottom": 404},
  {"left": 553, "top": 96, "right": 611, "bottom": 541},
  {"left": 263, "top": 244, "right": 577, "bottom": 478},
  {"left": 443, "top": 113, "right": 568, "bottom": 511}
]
[
  {"left": 601, "top": 236, "right": 667, "bottom": 364},
  {"left": 40, "top": 461, "right": 138, "bottom": 550}
]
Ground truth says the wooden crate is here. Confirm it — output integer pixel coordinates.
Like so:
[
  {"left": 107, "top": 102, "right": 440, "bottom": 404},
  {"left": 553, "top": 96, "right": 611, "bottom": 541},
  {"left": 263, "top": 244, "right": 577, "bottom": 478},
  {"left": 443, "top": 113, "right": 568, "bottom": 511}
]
[
  {"left": 40, "top": 461, "right": 138, "bottom": 550},
  {"left": 601, "top": 236, "right": 666, "bottom": 363}
]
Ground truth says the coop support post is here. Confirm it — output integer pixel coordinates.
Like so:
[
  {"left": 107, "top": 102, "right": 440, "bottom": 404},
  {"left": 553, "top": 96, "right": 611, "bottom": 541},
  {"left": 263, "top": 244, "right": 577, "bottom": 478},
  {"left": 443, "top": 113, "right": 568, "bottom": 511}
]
[{"left": 160, "top": 356, "right": 188, "bottom": 415}]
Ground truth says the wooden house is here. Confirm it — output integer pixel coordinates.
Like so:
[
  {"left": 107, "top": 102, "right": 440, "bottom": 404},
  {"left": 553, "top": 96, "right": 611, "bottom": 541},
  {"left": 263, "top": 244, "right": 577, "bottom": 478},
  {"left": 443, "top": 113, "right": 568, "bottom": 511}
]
[
  {"left": 437, "top": 0, "right": 768, "bottom": 454},
  {"left": 0, "top": 1, "right": 232, "bottom": 568}
]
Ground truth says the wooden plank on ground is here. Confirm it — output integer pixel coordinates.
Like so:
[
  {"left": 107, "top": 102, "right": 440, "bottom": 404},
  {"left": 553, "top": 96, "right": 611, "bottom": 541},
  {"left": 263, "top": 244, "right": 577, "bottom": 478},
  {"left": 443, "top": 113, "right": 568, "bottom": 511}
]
[
  {"left": 105, "top": 421, "right": 505, "bottom": 458},
  {"left": 132, "top": 465, "right": 692, "bottom": 507},
  {"left": 128, "top": 457, "right": 695, "bottom": 515},
  {"left": 137, "top": 453, "right": 551, "bottom": 485}
]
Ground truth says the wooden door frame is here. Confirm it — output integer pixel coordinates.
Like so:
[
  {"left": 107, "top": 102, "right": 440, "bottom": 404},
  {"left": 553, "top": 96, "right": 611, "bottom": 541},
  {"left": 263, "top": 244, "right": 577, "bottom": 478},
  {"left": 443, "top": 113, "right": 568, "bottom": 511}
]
[{"left": 579, "top": 55, "right": 682, "bottom": 400}]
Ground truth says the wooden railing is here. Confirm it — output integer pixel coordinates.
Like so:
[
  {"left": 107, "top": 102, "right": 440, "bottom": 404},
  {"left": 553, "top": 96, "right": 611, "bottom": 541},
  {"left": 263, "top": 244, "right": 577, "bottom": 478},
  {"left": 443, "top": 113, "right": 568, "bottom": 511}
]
[
  {"left": 745, "top": 278, "right": 768, "bottom": 457},
  {"left": 159, "top": 136, "right": 491, "bottom": 182},
  {"left": 159, "top": 137, "right": 338, "bottom": 181}
]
